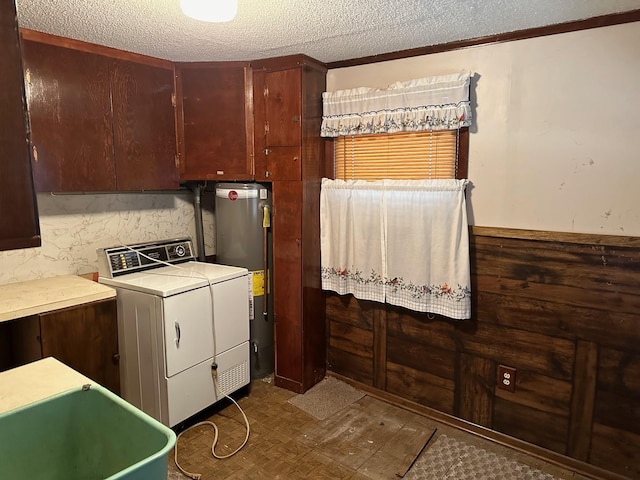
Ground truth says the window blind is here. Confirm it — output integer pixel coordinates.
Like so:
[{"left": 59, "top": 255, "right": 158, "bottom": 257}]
[{"left": 334, "top": 130, "right": 459, "bottom": 181}]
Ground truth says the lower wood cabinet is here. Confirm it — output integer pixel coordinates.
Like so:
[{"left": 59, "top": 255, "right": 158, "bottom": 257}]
[
  {"left": 1, "top": 299, "right": 120, "bottom": 394},
  {"left": 39, "top": 299, "right": 120, "bottom": 394},
  {"left": 272, "top": 181, "right": 327, "bottom": 394},
  {"left": 272, "top": 182, "right": 304, "bottom": 387}
]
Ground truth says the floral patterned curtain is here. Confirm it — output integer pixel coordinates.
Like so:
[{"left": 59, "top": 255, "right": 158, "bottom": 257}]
[
  {"left": 320, "top": 178, "right": 471, "bottom": 320},
  {"left": 321, "top": 72, "right": 472, "bottom": 137}
]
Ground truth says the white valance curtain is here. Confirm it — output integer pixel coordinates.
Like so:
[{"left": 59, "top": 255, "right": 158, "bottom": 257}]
[
  {"left": 321, "top": 72, "right": 472, "bottom": 137},
  {"left": 320, "top": 178, "right": 471, "bottom": 320}
]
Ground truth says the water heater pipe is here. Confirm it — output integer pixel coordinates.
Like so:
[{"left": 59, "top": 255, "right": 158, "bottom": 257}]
[
  {"left": 262, "top": 204, "right": 270, "bottom": 320},
  {"left": 191, "top": 183, "right": 206, "bottom": 262}
]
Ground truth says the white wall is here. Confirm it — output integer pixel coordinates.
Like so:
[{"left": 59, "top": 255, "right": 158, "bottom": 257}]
[
  {"left": 0, "top": 191, "right": 216, "bottom": 285},
  {"left": 327, "top": 22, "right": 640, "bottom": 236}
]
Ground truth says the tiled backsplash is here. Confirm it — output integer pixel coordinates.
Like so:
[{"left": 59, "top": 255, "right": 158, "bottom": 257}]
[{"left": 0, "top": 191, "right": 214, "bottom": 285}]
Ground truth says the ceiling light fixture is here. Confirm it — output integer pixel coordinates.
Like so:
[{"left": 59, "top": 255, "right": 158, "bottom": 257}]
[{"left": 179, "top": 0, "right": 238, "bottom": 23}]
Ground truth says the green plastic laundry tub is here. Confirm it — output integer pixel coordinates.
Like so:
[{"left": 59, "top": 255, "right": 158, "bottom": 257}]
[{"left": 0, "top": 383, "right": 176, "bottom": 479}]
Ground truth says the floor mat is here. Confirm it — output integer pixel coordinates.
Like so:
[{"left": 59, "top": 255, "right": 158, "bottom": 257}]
[
  {"left": 405, "top": 434, "right": 560, "bottom": 480},
  {"left": 288, "top": 376, "right": 365, "bottom": 420}
]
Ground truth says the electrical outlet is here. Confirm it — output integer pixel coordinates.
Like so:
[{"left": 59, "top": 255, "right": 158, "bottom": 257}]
[{"left": 497, "top": 365, "right": 517, "bottom": 393}]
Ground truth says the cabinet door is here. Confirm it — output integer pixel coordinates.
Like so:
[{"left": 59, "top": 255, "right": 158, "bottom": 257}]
[
  {"left": 272, "top": 182, "right": 303, "bottom": 389},
  {"left": 265, "top": 69, "right": 301, "bottom": 147},
  {"left": 39, "top": 300, "right": 120, "bottom": 394},
  {"left": 0, "top": 0, "right": 40, "bottom": 251},
  {"left": 255, "top": 69, "right": 303, "bottom": 181},
  {"left": 177, "top": 62, "right": 253, "bottom": 181},
  {"left": 22, "top": 40, "right": 116, "bottom": 192},
  {"left": 253, "top": 68, "right": 268, "bottom": 181},
  {"left": 110, "top": 60, "right": 178, "bottom": 190},
  {"left": 265, "top": 147, "right": 302, "bottom": 181}
]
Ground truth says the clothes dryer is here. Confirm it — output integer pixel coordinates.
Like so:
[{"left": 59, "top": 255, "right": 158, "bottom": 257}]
[{"left": 97, "top": 238, "right": 249, "bottom": 427}]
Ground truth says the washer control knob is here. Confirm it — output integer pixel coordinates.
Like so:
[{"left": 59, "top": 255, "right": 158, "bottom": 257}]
[{"left": 175, "top": 244, "right": 186, "bottom": 257}]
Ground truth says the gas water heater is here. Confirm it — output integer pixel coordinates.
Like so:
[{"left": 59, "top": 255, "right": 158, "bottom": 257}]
[{"left": 215, "top": 183, "right": 273, "bottom": 379}]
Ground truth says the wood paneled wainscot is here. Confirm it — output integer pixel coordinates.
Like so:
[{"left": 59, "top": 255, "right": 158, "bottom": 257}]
[{"left": 327, "top": 227, "right": 640, "bottom": 480}]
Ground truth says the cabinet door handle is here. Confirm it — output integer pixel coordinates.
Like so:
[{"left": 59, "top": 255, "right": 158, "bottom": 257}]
[
  {"left": 292, "top": 115, "right": 300, "bottom": 123},
  {"left": 265, "top": 171, "right": 271, "bottom": 178},
  {"left": 175, "top": 321, "right": 181, "bottom": 347},
  {"left": 293, "top": 156, "right": 298, "bottom": 162},
  {"left": 112, "top": 353, "right": 121, "bottom": 362}
]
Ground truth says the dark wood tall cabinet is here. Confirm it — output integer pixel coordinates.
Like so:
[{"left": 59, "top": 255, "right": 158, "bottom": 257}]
[
  {"left": 0, "top": 0, "right": 40, "bottom": 251},
  {"left": 21, "top": 32, "right": 178, "bottom": 192},
  {"left": 252, "top": 55, "right": 328, "bottom": 393}
]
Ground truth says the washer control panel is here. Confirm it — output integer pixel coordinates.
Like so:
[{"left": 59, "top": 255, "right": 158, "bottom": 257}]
[{"left": 97, "top": 238, "right": 195, "bottom": 278}]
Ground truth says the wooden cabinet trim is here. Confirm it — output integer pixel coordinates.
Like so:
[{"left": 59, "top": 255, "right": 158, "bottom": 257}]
[
  {"left": 471, "top": 226, "right": 640, "bottom": 248},
  {"left": 251, "top": 54, "right": 327, "bottom": 73},
  {"left": 174, "top": 68, "right": 186, "bottom": 176},
  {"left": 244, "top": 66, "right": 256, "bottom": 177},
  {"left": 20, "top": 28, "right": 173, "bottom": 69},
  {"left": 38, "top": 298, "right": 116, "bottom": 315},
  {"left": 175, "top": 60, "right": 251, "bottom": 69},
  {"left": 0, "top": 235, "right": 41, "bottom": 252},
  {"left": 0, "top": 0, "right": 41, "bottom": 251}
]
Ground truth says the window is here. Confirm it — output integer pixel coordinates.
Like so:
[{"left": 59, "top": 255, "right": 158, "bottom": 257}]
[{"left": 334, "top": 128, "right": 468, "bottom": 181}]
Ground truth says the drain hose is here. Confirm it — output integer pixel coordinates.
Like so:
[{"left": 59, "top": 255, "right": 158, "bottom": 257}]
[{"left": 173, "top": 375, "right": 251, "bottom": 479}]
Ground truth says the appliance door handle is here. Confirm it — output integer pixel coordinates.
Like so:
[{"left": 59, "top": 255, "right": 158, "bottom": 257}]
[{"left": 175, "top": 321, "right": 181, "bottom": 347}]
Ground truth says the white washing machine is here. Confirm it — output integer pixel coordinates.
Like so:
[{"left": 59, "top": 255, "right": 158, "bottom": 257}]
[{"left": 97, "top": 238, "right": 250, "bottom": 427}]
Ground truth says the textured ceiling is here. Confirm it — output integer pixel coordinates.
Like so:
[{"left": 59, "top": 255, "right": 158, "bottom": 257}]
[{"left": 15, "top": 0, "right": 640, "bottom": 63}]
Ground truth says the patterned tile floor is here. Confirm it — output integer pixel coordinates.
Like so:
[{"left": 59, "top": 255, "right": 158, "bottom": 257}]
[{"left": 168, "top": 377, "right": 592, "bottom": 480}]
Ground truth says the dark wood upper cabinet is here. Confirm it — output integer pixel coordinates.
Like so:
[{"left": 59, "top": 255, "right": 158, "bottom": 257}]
[
  {"left": 264, "top": 68, "right": 302, "bottom": 147},
  {"left": 176, "top": 62, "right": 253, "bottom": 181},
  {"left": 254, "top": 67, "right": 303, "bottom": 181},
  {"left": 21, "top": 33, "right": 179, "bottom": 192},
  {"left": 253, "top": 58, "right": 325, "bottom": 183},
  {"left": 110, "top": 59, "right": 178, "bottom": 190},
  {"left": 0, "top": 0, "right": 41, "bottom": 251},
  {"left": 22, "top": 40, "right": 116, "bottom": 192}
]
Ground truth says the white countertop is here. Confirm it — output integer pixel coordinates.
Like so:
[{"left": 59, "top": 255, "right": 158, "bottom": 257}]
[
  {"left": 0, "top": 357, "right": 90, "bottom": 415},
  {"left": 0, "top": 275, "right": 116, "bottom": 323}
]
